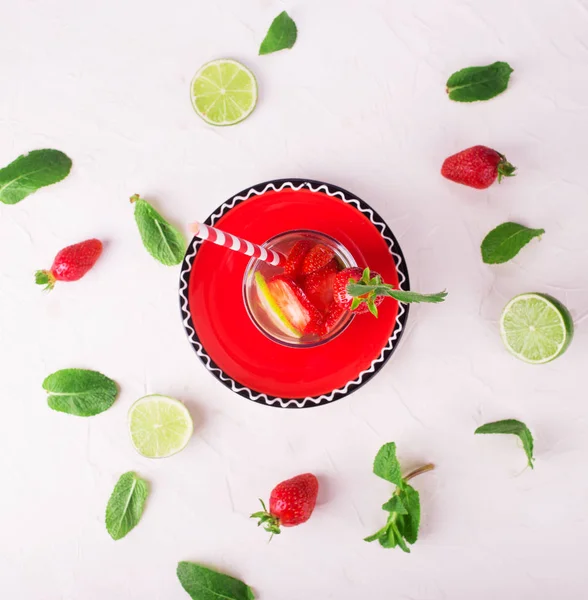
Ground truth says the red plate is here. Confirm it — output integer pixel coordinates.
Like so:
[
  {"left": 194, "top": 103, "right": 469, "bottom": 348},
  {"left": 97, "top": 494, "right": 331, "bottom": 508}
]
[{"left": 179, "top": 179, "right": 410, "bottom": 408}]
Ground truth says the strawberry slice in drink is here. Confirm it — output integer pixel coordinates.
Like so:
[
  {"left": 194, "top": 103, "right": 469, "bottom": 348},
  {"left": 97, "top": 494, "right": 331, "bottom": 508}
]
[
  {"left": 283, "top": 240, "right": 312, "bottom": 278},
  {"left": 302, "top": 259, "right": 338, "bottom": 313},
  {"left": 321, "top": 302, "right": 347, "bottom": 335},
  {"left": 255, "top": 273, "right": 323, "bottom": 337}
]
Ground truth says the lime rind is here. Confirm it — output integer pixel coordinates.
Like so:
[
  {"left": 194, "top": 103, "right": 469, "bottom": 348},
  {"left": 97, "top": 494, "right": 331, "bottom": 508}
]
[
  {"left": 128, "top": 394, "right": 193, "bottom": 458},
  {"left": 190, "top": 59, "right": 258, "bottom": 126},
  {"left": 500, "top": 293, "right": 573, "bottom": 364}
]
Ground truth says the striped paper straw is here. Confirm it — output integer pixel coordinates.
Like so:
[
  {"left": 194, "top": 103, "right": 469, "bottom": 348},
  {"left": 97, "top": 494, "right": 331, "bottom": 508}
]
[{"left": 189, "top": 222, "right": 285, "bottom": 267}]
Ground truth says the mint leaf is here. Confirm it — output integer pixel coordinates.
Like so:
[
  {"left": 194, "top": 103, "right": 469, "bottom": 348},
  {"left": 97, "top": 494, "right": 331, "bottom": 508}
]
[
  {"left": 381, "top": 495, "right": 407, "bottom": 514},
  {"left": 475, "top": 419, "right": 535, "bottom": 469},
  {"left": 177, "top": 562, "right": 255, "bottom": 600},
  {"left": 446, "top": 61, "right": 513, "bottom": 102},
  {"left": 366, "top": 443, "right": 434, "bottom": 552},
  {"left": 259, "top": 11, "right": 297, "bottom": 55},
  {"left": 373, "top": 442, "right": 403, "bottom": 485},
  {"left": 0, "top": 149, "right": 72, "bottom": 205},
  {"left": 481, "top": 222, "right": 545, "bottom": 264},
  {"left": 43, "top": 368, "right": 118, "bottom": 416},
  {"left": 105, "top": 472, "right": 149, "bottom": 540},
  {"left": 397, "top": 484, "right": 420, "bottom": 544},
  {"left": 347, "top": 282, "right": 447, "bottom": 304},
  {"left": 131, "top": 195, "right": 186, "bottom": 266}
]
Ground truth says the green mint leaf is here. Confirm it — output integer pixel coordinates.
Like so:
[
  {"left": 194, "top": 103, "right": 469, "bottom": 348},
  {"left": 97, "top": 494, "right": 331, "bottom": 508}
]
[
  {"left": 177, "top": 562, "right": 255, "bottom": 600},
  {"left": 373, "top": 442, "right": 403, "bottom": 485},
  {"left": 105, "top": 472, "right": 149, "bottom": 540},
  {"left": 0, "top": 149, "right": 72, "bottom": 205},
  {"left": 259, "top": 11, "right": 297, "bottom": 55},
  {"left": 381, "top": 495, "right": 407, "bottom": 515},
  {"left": 481, "top": 222, "right": 545, "bottom": 264},
  {"left": 43, "top": 368, "right": 118, "bottom": 416},
  {"left": 132, "top": 196, "right": 186, "bottom": 266},
  {"left": 475, "top": 419, "right": 535, "bottom": 469},
  {"left": 347, "top": 282, "right": 447, "bottom": 304},
  {"left": 396, "top": 484, "right": 420, "bottom": 544},
  {"left": 446, "top": 61, "right": 513, "bottom": 102}
]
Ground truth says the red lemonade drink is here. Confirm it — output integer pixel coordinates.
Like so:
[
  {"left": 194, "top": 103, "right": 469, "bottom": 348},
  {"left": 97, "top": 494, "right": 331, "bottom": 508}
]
[{"left": 243, "top": 231, "right": 357, "bottom": 347}]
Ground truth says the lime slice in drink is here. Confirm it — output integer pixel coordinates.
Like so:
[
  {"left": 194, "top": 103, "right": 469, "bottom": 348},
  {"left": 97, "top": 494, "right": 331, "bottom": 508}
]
[
  {"left": 128, "top": 395, "right": 193, "bottom": 458},
  {"left": 190, "top": 59, "right": 257, "bottom": 126},
  {"left": 500, "top": 293, "right": 573, "bottom": 364},
  {"left": 255, "top": 272, "right": 303, "bottom": 338}
]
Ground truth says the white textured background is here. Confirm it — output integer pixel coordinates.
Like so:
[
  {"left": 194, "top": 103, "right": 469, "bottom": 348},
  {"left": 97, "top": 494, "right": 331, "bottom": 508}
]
[{"left": 0, "top": 0, "right": 586, "bottom": 598}]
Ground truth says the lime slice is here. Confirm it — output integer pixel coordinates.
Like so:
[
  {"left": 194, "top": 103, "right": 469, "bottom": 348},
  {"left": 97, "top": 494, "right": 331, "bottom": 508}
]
[
  {"left": 128, "top": 395, "right": 193, "bottom": 458},
  {"left": 500, "top": 293, "right": 573, "bottom": 364},
  {"left": 255, "top": 272, "right": 302, "bottom": 338},
  {"left": 190, "top": 59, "right": 257, "bottom": 126}
]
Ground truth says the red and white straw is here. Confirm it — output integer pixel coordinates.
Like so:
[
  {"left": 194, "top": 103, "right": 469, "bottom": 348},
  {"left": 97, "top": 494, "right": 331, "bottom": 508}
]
[{"left": 189, "top": 222, "right": 285, "bottom": 267}]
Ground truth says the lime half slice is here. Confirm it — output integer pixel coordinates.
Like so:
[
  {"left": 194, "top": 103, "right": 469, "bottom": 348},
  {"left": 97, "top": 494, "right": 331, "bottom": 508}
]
[
  {"left": 500, "top": 293, "right": 573, "bottom": 364},
  {"left": 190, "top": 59, "right": 257, "bottom": 126},
  {"left": 128, "top": 395, "right": 193, "bottom": 458}
]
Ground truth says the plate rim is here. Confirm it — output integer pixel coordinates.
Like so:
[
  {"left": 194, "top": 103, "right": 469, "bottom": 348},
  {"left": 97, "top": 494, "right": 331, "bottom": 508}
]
[{"left": 178, "top": 178, "right": 410, "bottom": 409}]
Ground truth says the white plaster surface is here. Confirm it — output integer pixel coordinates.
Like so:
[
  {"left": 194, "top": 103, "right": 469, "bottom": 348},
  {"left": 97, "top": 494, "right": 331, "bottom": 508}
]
[{"left": 0, "top": 0, "right": 586, "bottom": 598}]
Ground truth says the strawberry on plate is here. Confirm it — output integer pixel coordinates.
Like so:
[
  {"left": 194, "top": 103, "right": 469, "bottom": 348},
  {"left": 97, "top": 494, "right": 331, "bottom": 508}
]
[
  {"left": 251, "top": 473, "right": 319, "bottom": 537},
  {"left": 255, "top": 273, "right": 323, "bottom": 337},
  {"left": 284, "top": 240, "right": 312, "bottom": 278},
  {"left": 302, "top": 244, "right": 335, "bottom": 275},
  {"left": 441, "top": 145, "right": 516, "bottom": 190},
  {"left": 302, "top": 259, "right": 338, "bottom": 313}
]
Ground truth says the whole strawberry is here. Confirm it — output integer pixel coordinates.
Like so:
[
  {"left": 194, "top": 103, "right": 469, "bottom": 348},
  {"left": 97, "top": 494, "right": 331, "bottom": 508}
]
[
  {"left": 334, "top": 267, "right": 448, "bottom": 317},
  {"left": 441, "top": 145, "right": 516, "bottom": 189},
  {"left": 251, "top": 473, "right": 319, "bottom": 537},
  {"left": 35, "top": 238, "right": 103, "bottom": 291},
  {"left": 333, "top": 267, "right": 384, "bottom": 315}
]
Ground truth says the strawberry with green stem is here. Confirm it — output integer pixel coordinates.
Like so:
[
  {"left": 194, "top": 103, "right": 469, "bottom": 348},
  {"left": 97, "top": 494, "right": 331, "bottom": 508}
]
[
  {"left": 251, "top": 473, "right": 319, "bottom": 538},
  {"left": 35, "top": 239, "right": 103, "bottom": 291},
  {"left": 333, "top": 267, "right": 447, "bottom": 317}
]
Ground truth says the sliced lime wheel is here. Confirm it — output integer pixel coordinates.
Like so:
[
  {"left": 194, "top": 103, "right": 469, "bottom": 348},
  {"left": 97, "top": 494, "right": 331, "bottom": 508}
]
[
  {"left": 500, "top": 293, "right": 573, "bottom": 364},
  {"left": 128, "top": 395, "right": 193, "bottom": 458},
  {"left": 255, "top": 272, "right": 303, "bottom": 338},
  {"left": 190, "top": 59, "right": 257, "bottom": 126}
]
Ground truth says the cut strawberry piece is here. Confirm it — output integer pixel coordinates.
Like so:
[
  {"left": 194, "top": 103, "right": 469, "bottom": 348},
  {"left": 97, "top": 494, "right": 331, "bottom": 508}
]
[
  {"left": 267, "top": 275, "right": 323, "bottom": 336},
  {"left": 284, "top": 241, "right": 312, "bottom": 278},
  {"left": 321, "top": 302, "right": 347, "bottom": 335},
  {"left": 302, "top": 259, "right": 338, "bottom": 313},
  {"left": 302, "top": 244, "right": 335, "bottom": 275}
]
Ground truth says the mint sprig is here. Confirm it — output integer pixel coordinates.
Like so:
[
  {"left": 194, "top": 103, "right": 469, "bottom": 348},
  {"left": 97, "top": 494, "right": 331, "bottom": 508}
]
[
  {"left": 259, "top": 11, "right": 297, "bottom": 55},
  {"left": 43, "top": 368, "right": 118, "bottom": 416},
  {"left": 347, "top": 268, "right": 447, "bottom": 316},
  {"left": 0, "top": 149, "right": 72, "bottom": 205},
  {"left": 364, "top": 442, "right": 434, "bottom": 553},
  {"left": 446, "top": 61, "right": 513, "bottom": 102},
  {"left": 475, "top": 419, "right": 535, "bottom": 469},
  {"left": 481, "top": 222, "right": 545, "bottom": 264},
  {"left": 105, "top": 472, "right": 149, "bottom": 540},
  {"left": 177, "top": 562, "right": 255, "bottom": 600}
]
